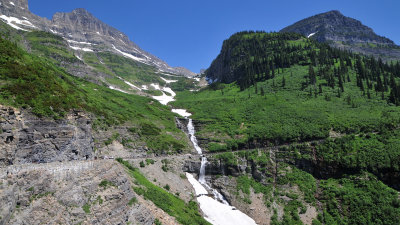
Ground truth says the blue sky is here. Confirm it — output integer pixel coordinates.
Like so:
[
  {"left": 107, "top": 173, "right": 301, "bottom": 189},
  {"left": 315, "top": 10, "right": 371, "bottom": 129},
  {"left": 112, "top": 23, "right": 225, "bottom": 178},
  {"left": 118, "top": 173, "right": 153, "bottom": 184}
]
[{"left": 30, "top": 0, "right": 400, "bottom": 73}]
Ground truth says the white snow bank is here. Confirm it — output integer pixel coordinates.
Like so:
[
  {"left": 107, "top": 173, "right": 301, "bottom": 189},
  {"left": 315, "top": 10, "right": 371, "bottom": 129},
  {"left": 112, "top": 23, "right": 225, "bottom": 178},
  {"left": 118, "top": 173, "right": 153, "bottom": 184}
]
[
  {"left": 186, "top": 173, "right": 257, "bottom": 225},
  {"left": 142, "top": 85, "right": 148, "bottom": 90},
  {"left": 123, "top": 80, "right": 141, "bottom": 90},
  {"left": 49, "top": 29, "right": 60, "bottom": 35},
  {"left": 308, "top": 32, "right": 316, "bottom": 38},
  {"left": 150, "top": 83, "right": 160, "bottom": 90},
  {"left": 112, "top": 45, "right": 150, "bottom": 65},
  {"left": 9, "top": 2, "right": 14, "bottom": 6},
  {"left": 172, "top": 109, "right": 192, "bottom": 117},
  {"left": 152, "top": 92, "right": 175, "bottom": 105},
  {"left": 69, "top": 46, "right": 94, "bottom": 52},
  {"left": 66, "top": 39, "right": 92, "bottom": 45},
  {"left": 109, "top": 86, "right": 129, "bottom": 94},
  {"left": 160, "top": 77, "right": 178, "bottom": 84},
  {"left": 0, "top": 15, "right": 36, "bottom": 31},
  {"left": 162, "top": 87, "right": 176, "bottom": 97}
]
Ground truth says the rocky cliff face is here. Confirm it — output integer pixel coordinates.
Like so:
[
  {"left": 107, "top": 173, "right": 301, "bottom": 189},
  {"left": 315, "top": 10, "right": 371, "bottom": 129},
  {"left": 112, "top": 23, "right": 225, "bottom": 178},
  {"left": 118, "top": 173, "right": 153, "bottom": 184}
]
[
  {"left": 281, "top": 10, "right": 400, "bottom": 61},
  {"left": 0, "top": 0, "right": 195, "bottom": 77},
  {"left": 0, "top": 106, "right": 94, "bottom": 167},
  {"left": 0, "top": 160, "right": 155, "bottom": 225}
]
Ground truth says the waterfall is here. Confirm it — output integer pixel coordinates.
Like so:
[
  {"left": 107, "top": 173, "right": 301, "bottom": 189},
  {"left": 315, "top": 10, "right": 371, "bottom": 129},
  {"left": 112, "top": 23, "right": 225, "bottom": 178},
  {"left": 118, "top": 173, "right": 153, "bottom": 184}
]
[
  {"left": 185, "top": 117, "right": 257, "bottom": 225},
  {"left": 187, "top": 119, "right": 203, "bottom": 154},
  {"left": 199, "top": 156, "right": 207, "bottom": 184}
]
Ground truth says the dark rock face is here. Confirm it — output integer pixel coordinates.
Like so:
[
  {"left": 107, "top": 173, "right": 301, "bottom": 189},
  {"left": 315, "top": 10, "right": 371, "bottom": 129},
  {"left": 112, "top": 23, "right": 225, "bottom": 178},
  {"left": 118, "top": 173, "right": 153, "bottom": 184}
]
[
  {"left": 0, "top": 0, "right": 195, "bottom": 77},
  {"left": 281, "top": 10, "right": 400, "bottom": 61},
  {"left": 0, "top": 106, "right": 94, "bottom": 167}
]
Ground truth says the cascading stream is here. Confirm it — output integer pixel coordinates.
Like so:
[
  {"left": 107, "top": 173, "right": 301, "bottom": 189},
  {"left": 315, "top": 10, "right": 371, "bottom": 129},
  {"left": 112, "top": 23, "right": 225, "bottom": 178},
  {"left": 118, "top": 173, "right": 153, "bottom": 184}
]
[
  {"left": 152, "top": 85, "right": 256, "bottom": 224},
  {"left": 184, "top": 117, "right": 257, "bottom": 225}
]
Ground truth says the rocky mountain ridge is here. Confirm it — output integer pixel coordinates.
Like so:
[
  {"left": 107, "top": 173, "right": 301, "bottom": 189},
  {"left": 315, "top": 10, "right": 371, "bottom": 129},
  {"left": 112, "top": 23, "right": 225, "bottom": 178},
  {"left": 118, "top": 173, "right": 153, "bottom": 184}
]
[
  {"left": 0, "top": 0, "right": 196, "bottom": 77},
  {"left": 281, "top": 10, "right": 400, "bottom": 61}
]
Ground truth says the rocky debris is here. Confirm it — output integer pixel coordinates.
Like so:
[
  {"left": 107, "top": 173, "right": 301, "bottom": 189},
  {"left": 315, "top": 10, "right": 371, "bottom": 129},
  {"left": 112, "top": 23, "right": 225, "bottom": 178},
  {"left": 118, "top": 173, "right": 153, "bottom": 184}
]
[
  {"left": 93, "top": 126, "right": 148, "bottom": 159},
  {"left": 0, "top": 160, "right": 155, "bottom": 225},
  {"left": 0, "top": 106, "right": 94, "bottom": 167},
  {"left": 127, "top": 155, "right": 195, "bottom": 203}
]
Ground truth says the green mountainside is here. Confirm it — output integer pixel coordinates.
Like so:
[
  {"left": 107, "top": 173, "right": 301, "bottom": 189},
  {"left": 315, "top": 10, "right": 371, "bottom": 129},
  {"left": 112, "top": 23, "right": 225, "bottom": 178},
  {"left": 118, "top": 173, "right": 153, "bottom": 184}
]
[
  {"left": 1, "top": 8, "right": 400, "bottom": 224},
  {"left": 173, "top": 31, "right": 400, "bottom": 224},
  {"left": 0, "top": 29, "right": 188, "bottom": 154}
]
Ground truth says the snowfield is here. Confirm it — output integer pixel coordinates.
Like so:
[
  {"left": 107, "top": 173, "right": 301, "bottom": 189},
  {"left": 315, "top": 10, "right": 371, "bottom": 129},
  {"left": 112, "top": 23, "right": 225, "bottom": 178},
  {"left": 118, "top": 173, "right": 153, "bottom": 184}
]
[
  {"left": 186, "top": 173, "right": 257, "bottom": 225},
  {"left": 0, "top": 15, "right": 37, "bottom": 31},
  {"left": 160, "top": 77, "right": 178, "bottom": 84},
  {"left": 172, "top": 109, "right": 192, "bottom": 117},
  {"left": 69, "top": 46, "right": 94, "bottom": 52}
]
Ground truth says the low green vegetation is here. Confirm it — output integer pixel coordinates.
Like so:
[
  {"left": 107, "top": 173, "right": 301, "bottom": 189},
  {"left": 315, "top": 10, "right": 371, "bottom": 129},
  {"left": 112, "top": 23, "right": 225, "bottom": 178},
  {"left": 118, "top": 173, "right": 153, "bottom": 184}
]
[
  {"left": 117, "top": 158, "right": 210, "bottom": 225},
  {"left": 128, "top": 197, "right": 138, "bottom": 206},
  {"left": 82, "top": 203, "right": 91, "bottom": 214},
  {"left": 315, "top": 173, "right": 400, "bottom": 224},
  {"left": 0, "top": 34, "right": 188, "bottom": 154},
  {"left": 174, "top": 32, "right": 400, "bottom": 152},
  {"left": 99, "top": 180, "right": 116, "bottom": 189}
]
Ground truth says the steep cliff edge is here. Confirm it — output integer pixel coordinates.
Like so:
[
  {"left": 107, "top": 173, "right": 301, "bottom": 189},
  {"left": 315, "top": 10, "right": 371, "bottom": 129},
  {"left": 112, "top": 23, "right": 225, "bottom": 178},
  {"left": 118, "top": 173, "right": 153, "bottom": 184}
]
[{"left": 0, "top": 106, "right": 94, "bottom": 167}]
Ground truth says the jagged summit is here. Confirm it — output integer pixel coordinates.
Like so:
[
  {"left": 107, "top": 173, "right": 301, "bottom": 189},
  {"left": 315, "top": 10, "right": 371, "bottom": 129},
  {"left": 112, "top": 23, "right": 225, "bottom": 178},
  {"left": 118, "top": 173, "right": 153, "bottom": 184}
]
[
  {"left": 0, "top": 0, "right": 196, "bottom": 77},
  {"left": 281, "top": 10, "right": 394, "bottom": 45}
]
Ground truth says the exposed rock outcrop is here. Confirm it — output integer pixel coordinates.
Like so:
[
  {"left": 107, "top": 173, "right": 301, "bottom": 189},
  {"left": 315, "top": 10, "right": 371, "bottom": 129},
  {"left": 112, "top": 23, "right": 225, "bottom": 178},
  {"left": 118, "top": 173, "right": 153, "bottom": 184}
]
[
  {"left": 0, "top": 106, "right": 94, "bottom": 167},
  {"left": 0, "top": 160, "right": 154, "bottom": 225},
  {"left": 280, "top": 10, "right": 400, "bottom": 61}
]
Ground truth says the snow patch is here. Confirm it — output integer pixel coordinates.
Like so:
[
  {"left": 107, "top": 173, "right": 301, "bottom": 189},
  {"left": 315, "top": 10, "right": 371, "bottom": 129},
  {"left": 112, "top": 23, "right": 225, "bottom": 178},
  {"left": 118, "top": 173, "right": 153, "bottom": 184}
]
[
  {"left": 122, "top": 79, "right": 141, "bottom": 90},
  {"left": 141, "top": 85, "right": 148, "bottom": 90},
  {"left": 152, "top": 92, "right": 175, "bottom": 105},
  {"left": 69, "top": 46, "right": 94, "bottom": 52},
  {"left": 162, "top": 87, "right": 176, "bottom": 97},
  {"left": 76, "top": 55, "right": 83, "bottom": 61},
  {"left": 112, "top": 45, "right": 150, "bottom": 65},
  {"left": 150, "top": 83, "right": 160, "bottom": 90},
  {"left": 109, "top": 86, "right": 129, "bottom": 94},
  {"left": 0, "top": 15, "right": 36, "bottom": 31},
  {"left": 172, "top": 109, "right": 192, "bottom": 117},
  {"left": 186, "top": 173, "right": 257, "bottom": 225},
  {"left": 308, "top": 32, "right": 317, "bottom": 38},
  {"left": 9, "top": 2, "right": 14, "bottom": 6},
  {"left": 66, "top": 39, "right": 92, "bottom": 45},
  {"left": 49, "top": 29, "right": 61, "bottom": 35},
  {"left": 160, "top": 77, "right": 178, "bottom": 84}
]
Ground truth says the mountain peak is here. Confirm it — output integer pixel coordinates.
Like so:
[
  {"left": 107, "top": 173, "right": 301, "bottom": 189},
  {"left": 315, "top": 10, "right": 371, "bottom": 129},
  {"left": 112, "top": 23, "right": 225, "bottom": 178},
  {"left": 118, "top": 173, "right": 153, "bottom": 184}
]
[
  {"left": 324, "top": 10, "right": 342, "bottom": 15},
  {"left": 281, "top": 10, "right": 394, "bottom": 45}
]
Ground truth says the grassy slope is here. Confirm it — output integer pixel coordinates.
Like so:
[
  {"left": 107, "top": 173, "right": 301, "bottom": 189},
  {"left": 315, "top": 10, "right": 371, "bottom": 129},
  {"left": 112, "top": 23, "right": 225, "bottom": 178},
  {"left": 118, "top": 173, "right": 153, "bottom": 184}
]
[
  {"left": 0, "top": 33, "right": 188, "bottom": 153},
  {"left": 174, "top": 64, "right": 400, "bottom": 151},
  {"left": 117, "top": 159, "right": 210, "bottom": 225},
  {"left": 173, "top": 32, "right": 400, "bottom": 224}
]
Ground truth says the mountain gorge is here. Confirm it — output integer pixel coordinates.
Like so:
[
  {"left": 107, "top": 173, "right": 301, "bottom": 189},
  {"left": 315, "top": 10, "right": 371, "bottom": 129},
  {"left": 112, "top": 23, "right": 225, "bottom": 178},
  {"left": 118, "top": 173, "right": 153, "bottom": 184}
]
[{"left": 0, "top": 1, "right": 400, "bottom": 225}]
